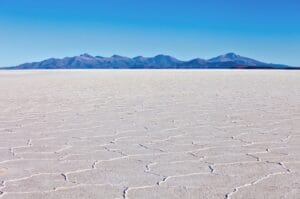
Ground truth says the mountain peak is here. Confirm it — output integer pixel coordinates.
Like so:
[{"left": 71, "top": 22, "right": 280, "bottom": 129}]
[
  {"left": 223, "top": 52, "right": 239, "bottom": 59},
  {"left": 111, "top": 55, "right": 125, "bottom": 59},
  {"left": 133, "top": 56, "right": 147, "bottom": 61},
  {"left": 209, "top": 52, "right": 243, "bottom": 62},
  {"left": 154, "top": 54, "right": 173, "bottom": 58},
  {"left": 153, "top": 54, "right": 179, "bottom": 62},
  {"left": 133, "top": 56, "right": 144, "bottom": 58},
  {"left": 79, "top": 53, "right": 94, "bottom": 58}
]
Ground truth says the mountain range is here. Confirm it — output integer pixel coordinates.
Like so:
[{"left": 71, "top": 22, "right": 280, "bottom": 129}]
[{"left": 2, "top": 53, "right": 298, "bottom": 69}]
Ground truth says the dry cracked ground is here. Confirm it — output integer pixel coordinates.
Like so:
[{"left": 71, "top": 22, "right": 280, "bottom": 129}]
[{"left": 0, "top": 70, "right": 299, "bottom": 199}]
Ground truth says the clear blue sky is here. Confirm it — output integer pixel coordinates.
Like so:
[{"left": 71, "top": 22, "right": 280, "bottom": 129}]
[{"left": 1, "top": 0, "right": 299, "bottom": 66}]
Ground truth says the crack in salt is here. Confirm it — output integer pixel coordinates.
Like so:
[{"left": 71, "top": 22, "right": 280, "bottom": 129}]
[
  {"left": 122, "top": 187, "right": 129, "bottom": 199},
  {"left": 61, "top": 173, "right": 67, "bottom": 181},
  {"left": 92, "top": 161, "right": 98, "bottom": 169},
  {"left": 246, "top": 153, "right": 261, "bottom": 162},
  {"left": 208, "top": 165, "right": 215, "bottom": 173},
  {"left": 157, "top": 172, "right": 211, "bottom": 186},
  {"left": 225, "top": 171, "right": 289, "bottom": 199}
]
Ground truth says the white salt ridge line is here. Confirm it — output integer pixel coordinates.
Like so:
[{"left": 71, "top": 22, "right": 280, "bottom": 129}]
[
  {"left": 224, "top": 171, "right": 290, "bottom": 199},
  {"left": 224, "top": 160, "right": 292, "bottom": 199},
  {"left": 157, "top": 172, "right": 212, "bottom": 186}
]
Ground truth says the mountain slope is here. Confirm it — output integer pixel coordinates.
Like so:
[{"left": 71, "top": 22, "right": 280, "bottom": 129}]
[{"left": 3, "top": 53, "right": 296, "bottom": 69}]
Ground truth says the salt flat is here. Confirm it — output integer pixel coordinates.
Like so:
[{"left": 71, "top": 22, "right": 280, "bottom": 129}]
[{"left": 0, "top": 70, "right": 299, "bottom": 199}]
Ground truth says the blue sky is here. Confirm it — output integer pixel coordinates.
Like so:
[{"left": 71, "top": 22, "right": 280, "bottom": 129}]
[{"left": 0, "top": 0, "right": 300, "bottom": 66}]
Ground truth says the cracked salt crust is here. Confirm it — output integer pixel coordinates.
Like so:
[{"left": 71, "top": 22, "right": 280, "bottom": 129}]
[{"left": 0, "top": 70, "right": 299, "bottom": 199}]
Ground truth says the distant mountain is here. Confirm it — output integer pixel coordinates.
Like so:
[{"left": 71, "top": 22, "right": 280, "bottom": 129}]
[{"left": 2, "top": 53, "right": 297, "bottom": 69}]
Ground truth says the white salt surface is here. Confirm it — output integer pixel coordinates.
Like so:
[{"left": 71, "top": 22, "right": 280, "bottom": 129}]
[{"left": 0, "top": 70, "right": 299, "bottom": 198}]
